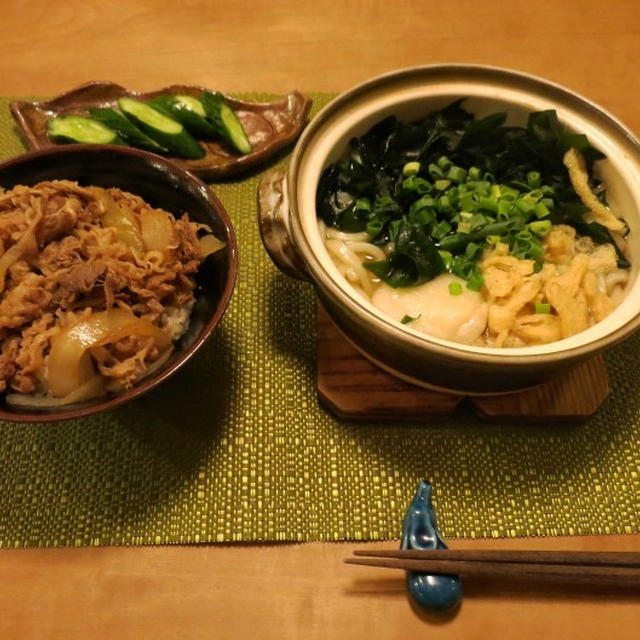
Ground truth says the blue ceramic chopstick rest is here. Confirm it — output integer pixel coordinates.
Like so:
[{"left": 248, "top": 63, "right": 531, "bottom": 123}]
[{"left": 401, "top": 480, "right": 462, "bottom": 611}]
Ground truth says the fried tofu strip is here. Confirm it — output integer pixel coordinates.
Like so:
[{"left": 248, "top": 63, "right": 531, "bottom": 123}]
[{"left": 563, "top": 148, "right": 625, "bottom": 233}]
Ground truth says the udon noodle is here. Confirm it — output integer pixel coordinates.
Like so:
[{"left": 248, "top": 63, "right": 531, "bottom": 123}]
[{"left": 0, "top": 179, "right": 224, "bottom": 406}]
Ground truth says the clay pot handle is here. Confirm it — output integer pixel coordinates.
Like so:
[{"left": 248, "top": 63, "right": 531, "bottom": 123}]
[{"left": 257, "top": 167, "right": 310, "bottom": 281}]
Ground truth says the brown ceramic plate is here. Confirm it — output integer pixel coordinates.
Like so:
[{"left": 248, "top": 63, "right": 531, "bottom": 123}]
[
  {"left": 10, "top": 81, "right": 312, "bottom": 181},
  {"left": 0, "top": 144, "right": 238, "bottom": 422}
]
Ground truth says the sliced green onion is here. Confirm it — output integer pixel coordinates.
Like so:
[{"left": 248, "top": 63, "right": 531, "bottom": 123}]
[
  {"left": 512, "top": 234, "right": 544, "bottom": 260},
  {"left": 501, "top": 186, "right": 519, "bottom": 201},
  {"left": 438, "top": 250, "right": 453, "bottom": 269},
  {"left": 438, "top": 233, "right": 467, "bottom": 252},
  {"left": 446, "top": 186, "right": 459, "bottom": 204},
  {"left": 457, "top": 221, "right": 472, "bottom": 233},
  {"left": 466, "top": 272, "right": 485, "bottom": 291},
  {"left": 458, "top": 192, "right": 475, "bottom": 211},
  {"left": 432, "top": 219, "right": 452, "bottom": 240},
  {"left": 366, "top": 219, "right": 384, "bottom": 237},
  {"left": 415, "top": 208, "right": 436, "bottom": 226},
  {"left": 436, "top": 155, "right": 452, "bottom": 171},
  {"left": 434, "top": 179, "right": 451, "bottom": 191},
  {"left": 510, "top": 213, "right": 528, "bottom": 228},
  {"left": 478, "top": 195, "right": 498, "bottom": 213},
  {"left": 508, "top": 180, "right": 530, "bottom": 192},
  {"left": 469, "top": 213, "right": 488, "bottom": 229},
  {"left": 515, "top": 197, "right": 535, "bottom": 215},
  {"left": 527, "top": 171, "right": 541, "bottom": 188},
  {"left": 428, "top": 163, "right": 443, "bottom": 179},
  {"left": 533, "top": 202, "right": 551, "bottom": 219},
  {"left": 535, "top": 302, "right": 551, "bottom": 314},
  {"left": 402, "top": 161, "right": 421, "bottom": 177},
  {"left": 446, "top": 166, "right": 467, "bottom": 183},
  {"left": 497, "top": 201, "right": 515, "bottom": 219},
  {"left": 530, "top": 243, "right": 545, "bottom": 260},
  {"left": 373, "top": 195, "right": 400, "bottom": 214},
  {"left": 467, "top": 166, "right": 482, "bottom": 181},
  {"left": 480, "top": 219, "right": 517, "bottom": 237},
  {"left": 402, "top": 176, "right": 432, "bottom": 194},
  {"left": 466, "top": 180, "right": 491, "bottom": 191},
  {"left": 451, "top": 256, "right": 475, "bottom": 280},
  {"left": 465, "top": 241, "right": 482, "bottom": 259},
  {"left": 448, "top": 281, "right": 462, "bottom": 295},
  {"left": 529, "top": 219, "right": 552, "bottom": 236},
  {"left": 409, "top": 195, "right": 435, "bottom": 214},
  {"left": 401, "top": 314, "right": 421, "bottom": 324},
  {"left": 437, "top": 195, "right": 452, "bottom": 210}
]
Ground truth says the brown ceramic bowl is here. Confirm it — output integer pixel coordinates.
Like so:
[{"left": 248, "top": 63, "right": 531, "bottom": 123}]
[
  {"left": 0, "top": 144, "right": 237, "bottom": 421},
  {"left": 258, "top": 65, "right": 640, "bottom": 394}
]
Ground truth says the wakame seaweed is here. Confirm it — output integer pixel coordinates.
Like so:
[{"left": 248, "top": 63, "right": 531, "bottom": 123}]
[{"left": 316, "top": 100, "right": 624, "bottom": 288}]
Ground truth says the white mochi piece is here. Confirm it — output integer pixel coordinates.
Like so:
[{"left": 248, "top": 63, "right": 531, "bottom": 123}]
[{"left": 371, "top": 273, "right": 488, "bottom": 344}]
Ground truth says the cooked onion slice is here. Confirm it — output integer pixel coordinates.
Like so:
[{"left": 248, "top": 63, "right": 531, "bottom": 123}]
[
  {"left": 141, "top": 208, "right": 174, "bottom": 254},
  {"left": 47, "top": 309, "right": 171, "bottom": 397},
  {"left": 91, "top": 187, "right": 145, "bottom": 252},
  {"left": 199, "top": 234, "right": 225, "bottom": 258},
  {"left": 6, "top": 375, "right": 106, "bottom": 408}
]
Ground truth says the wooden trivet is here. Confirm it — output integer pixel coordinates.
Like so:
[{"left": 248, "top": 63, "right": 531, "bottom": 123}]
[{"left": 316, "top": 306, "right": 609, "bottom": 422}]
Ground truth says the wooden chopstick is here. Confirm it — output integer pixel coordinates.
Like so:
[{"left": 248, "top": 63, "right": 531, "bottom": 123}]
[
  {"left": 351, "top": 549, "right": 640, "bottom": 567},
  {"left": 345, "top": 550, "right": 640, "bottom": 587}
]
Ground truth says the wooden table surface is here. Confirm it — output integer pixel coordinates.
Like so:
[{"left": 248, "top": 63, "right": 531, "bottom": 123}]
[{"left": 2, "top": 1, "right": 640, "bottom": 638}]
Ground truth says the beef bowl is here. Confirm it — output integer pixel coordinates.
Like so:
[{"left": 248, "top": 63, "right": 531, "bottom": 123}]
[
  {"left": 258, "top": 64, "right": 640, "bottom": 394},
  {"left": 0, "top": 144, "right": 237, "bottom": 421}
]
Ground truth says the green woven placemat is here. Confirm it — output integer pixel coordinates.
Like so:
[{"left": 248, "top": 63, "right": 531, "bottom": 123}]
[{"left": 0, "top": 94, "right": 638, "bottom": 548}]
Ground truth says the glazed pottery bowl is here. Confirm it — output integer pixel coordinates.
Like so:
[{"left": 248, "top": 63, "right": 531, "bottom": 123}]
[
  {"left": 258, "top": 64, "right": 640, "bottom": 394},
  {"left": 0, "top": 144, "right": 237, "bottom": 421}
]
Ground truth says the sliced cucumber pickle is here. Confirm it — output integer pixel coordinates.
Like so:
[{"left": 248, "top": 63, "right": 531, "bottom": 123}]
[
  {"left": 201, "top": 91, "right": 252, "bottom": 155},
  {"left": 149, "top": 95, "right": 216, "bottom": 139},
  {"left": 47, "top": 115, "right": 123, "bottom": 145},
  {"left": 174, "top": 94, "right": 207, "bottom": 117},
  {"left": 117, "top": 97, "right": 205, "bottom": 159},
  {"left": 89, "top": 107, "right": 168, "bottom": 153}
]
